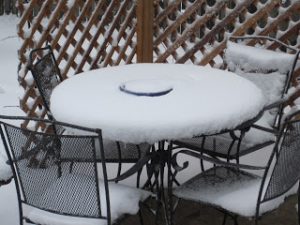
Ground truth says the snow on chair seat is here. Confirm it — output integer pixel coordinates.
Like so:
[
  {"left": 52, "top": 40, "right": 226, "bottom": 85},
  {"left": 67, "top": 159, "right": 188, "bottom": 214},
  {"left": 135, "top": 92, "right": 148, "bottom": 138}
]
[
  {"left": 0, "top": 115, "right": 150, "bottom": 225},
  {"left": 171, "top": 110, "right": 300, "bottom": 224},
  {"left": 26, "top": 173, "right": 150, "bottom": 225},
  {"left": 173, "top": 167, "right": 292, "bottom": 218},
  {"left": 0, "top": 153, "right": 13, "bottom": 185}
]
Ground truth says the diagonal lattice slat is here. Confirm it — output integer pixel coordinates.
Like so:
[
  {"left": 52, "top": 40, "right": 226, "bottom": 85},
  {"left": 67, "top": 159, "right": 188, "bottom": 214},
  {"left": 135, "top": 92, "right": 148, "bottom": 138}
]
[{"left": 17, "top": 0, "right": 300, "bottom": 130}]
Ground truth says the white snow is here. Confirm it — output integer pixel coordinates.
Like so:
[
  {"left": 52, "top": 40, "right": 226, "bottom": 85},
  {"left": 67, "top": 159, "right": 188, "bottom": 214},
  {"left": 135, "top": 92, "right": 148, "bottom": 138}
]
[
  {"left": 0, "top": 15, "right": 298, "bottom": 225},
  {"left": 225, "top": 40, "right": 298, "bottom": 127},
  {"left": 225, "top": 41, "right": 296, "bottom": 74},
  {"left": 50, "top": 64, "right": 265, "bottom": 144},
  {"left": 0, "top": 15, "right": 23, "bottom": 183},
  {"left": 27, "top": 173, "right": 150, "bottom": 225},
  {"left": 174, "top": 167, "right": 298, "bottom": 217},
  {"left": 0, "top": 153, "right": 12, "bottom": 181},
  {"left": 0, "top": 15, "right": 26, "bottom": 225}
]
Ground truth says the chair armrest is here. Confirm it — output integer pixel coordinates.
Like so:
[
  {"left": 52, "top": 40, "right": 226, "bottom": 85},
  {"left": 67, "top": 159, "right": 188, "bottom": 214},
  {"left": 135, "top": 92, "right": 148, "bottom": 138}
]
[
  {"left": 171, "top": 149, "right": 266, "bottom": 173},
  {"left": 263, "top": 98, "right": 288, "bottom": 111},
  {"left": 282, "top": 107, "right": 300, "bottom": 123}
]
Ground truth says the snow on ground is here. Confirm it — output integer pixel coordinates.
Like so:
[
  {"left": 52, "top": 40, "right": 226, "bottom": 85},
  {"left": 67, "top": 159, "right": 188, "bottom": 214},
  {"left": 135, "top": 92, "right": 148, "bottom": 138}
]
[
  {"left": 0, "top": 15, "right": 296, "bottom": 225},
  {"left": 0, "top": 15, "right": 24, "bottom": 225}
]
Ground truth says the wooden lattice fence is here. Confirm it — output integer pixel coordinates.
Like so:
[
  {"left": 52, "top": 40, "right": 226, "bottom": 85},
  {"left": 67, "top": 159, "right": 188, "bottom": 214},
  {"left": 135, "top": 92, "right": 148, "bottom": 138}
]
[{"left": 17, "top": 0, "right": 300, "bottom": 130}]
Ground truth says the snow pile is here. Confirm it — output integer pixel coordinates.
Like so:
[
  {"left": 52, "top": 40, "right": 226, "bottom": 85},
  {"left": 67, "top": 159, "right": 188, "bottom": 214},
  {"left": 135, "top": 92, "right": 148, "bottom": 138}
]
[{"left": 51, "top": 63, "right": 265, "bottom": 144}]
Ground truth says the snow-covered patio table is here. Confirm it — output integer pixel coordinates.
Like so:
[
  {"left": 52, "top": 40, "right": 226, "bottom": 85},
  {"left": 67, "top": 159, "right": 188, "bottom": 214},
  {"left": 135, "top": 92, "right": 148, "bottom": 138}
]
[
  {"left": 50, "top": 63, "right": 266, "bottom": 219},
  {"left": 50, "top": 63, "right": 266, "bottom": 144}
]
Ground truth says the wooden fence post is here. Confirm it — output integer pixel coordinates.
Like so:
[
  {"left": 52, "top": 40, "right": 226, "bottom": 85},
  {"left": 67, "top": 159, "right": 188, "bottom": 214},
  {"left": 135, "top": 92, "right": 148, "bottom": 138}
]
[{"left": 136, "top": 0, "right": 153, "bottom": 63}]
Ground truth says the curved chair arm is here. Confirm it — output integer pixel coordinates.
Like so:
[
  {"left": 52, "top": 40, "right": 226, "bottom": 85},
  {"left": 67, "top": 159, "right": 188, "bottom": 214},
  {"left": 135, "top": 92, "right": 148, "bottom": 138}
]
[
  {"left": 282, "top": 108, "right": 300, "bottom": 123},
  {"left": 109, "top": 152, "right": 154, "bottom": 182},
  {"left": 263, "top": 98, "right": 288, "bottom": 111},
  {"left": 229, "top": 35, "right": 298, "bottom": 52},
  {"left": 171, "top": 149, "right": 266, "bottom": 173},
  {"left": 251, "top": 124, "right": 277, "bottom": 134}
]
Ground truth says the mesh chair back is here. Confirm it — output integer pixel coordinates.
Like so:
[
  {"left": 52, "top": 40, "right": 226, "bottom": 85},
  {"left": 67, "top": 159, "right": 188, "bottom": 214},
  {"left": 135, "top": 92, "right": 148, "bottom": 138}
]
[
  {"left": 225, "top": 36, "right": 300, "bottom": 128},
  {"left": 28, "top": 46, "right": 62, "bottom": 113},
  {"left": 261, "top": 112, "right": 300, "bottom": 203},
  {"left": 0, "top": 116, "right": 110, "bottom": 221}
]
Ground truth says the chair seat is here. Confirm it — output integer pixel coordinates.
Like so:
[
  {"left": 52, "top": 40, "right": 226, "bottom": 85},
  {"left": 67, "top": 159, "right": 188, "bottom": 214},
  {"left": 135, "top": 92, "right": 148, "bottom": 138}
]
[
  {"left": 26, "top": 173, "right": 151, "bottom": 225},
  {"left": 173, "top": 167, "right": 287, "bottom": 217},
  {"left": 174, "top": 113, "right": 275, "bottom": 159}
]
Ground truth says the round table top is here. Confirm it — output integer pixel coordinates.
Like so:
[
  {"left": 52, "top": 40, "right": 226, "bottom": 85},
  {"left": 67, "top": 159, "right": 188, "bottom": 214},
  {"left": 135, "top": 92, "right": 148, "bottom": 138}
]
[{"left": 50, "top": 63, "right": 265, "bottom": 144}]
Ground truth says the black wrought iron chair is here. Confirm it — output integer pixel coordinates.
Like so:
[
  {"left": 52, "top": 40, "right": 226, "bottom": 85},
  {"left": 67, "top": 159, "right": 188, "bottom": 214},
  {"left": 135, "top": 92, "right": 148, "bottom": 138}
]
[
  {"left": 169, "top": 110, "right": 300, "bottom": 225},
  {"left": 0, "top": 115, "right": 150, "bottom": 225},
  {"left": 28, "top": 45, "right": 63, "bottom": 120},
  {"left": 28, "top": 46, "right": 151, "bottom": 185},
  {"left": 172, "top": 35, "right": 300, "bottom": 163}
]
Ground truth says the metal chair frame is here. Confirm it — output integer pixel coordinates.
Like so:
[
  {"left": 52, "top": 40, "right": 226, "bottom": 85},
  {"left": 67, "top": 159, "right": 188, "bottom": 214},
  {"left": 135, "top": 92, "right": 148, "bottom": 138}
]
[
  {"left": 169, "top": 110, "right": 300, "bottom": 225},
  {"left": 228, "top": 35, "right": 300, "bottom": 130},
  {"left": 0, "top": 115, "right": 113, "bottom": 225},
  {"left": 28, "top": 45, "right": 63, "bottom": 118},
  {"left": 172, "top": 35, "right": 300, "bottom": 163},
  {"left": 27, "top": 46, "right": 151, "bottom": 185},
  {"left": 0, "top": 115, "right": 150, "bottom": 225}
]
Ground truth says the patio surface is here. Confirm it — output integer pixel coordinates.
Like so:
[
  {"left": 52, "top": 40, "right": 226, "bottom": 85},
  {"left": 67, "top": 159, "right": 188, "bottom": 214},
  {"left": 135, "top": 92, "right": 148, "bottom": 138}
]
[{"left": 124, "top": 194, "right": 298, "bottom": 225}]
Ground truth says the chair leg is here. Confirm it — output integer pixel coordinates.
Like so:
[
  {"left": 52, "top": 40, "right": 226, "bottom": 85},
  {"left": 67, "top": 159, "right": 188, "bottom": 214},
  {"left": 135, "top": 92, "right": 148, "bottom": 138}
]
[
  {"left": 136, "top": 168, "right": 142, "bottom": 188},
  {"left": 200, "top": 155, "right": 205, "bottom": 172},
  {"left": 222, "top": 214, "right": 228, "bottom": 225},
  {"left": 138, "top": 203, "right": 145, "bottom": 225},
  {"left": 233, "top": 216, "right": 239, "bottom": 225},
  {"left": 297, "top": 180, "right": 300, "bottom": 225}
]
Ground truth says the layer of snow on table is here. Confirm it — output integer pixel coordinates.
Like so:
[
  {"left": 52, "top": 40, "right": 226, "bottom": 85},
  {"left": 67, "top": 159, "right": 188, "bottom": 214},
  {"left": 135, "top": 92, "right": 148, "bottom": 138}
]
[
  {"left": 51, "top": 63, "right": 266, "bottom": 143},
  {"left": 225, "top": 41, "right": 296, "bottom": 74}
]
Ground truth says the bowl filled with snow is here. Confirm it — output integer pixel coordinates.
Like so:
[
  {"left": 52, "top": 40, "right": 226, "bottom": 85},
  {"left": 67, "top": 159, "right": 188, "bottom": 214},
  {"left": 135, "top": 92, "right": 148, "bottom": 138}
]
[{"left": 119, "top": 79, "right": 173, "bottom": 97}]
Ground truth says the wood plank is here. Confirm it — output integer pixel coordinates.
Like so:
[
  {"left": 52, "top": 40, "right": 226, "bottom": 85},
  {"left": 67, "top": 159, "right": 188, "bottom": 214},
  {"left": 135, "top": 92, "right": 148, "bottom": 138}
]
[{"left": 137, "top": 0, "right": 153, "bottom": 63}]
